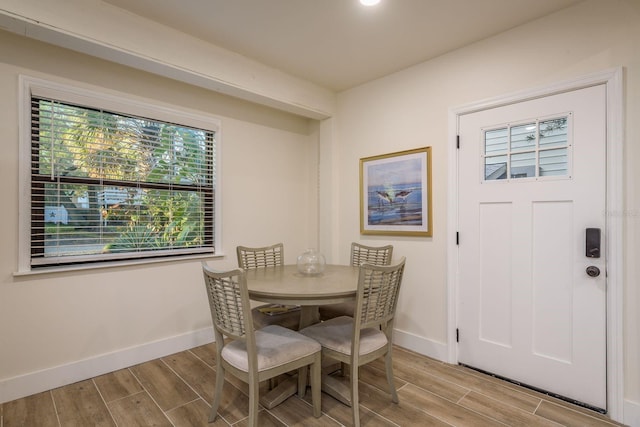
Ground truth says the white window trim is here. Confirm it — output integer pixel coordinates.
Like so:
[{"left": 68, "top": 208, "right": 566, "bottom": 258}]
[{"left": 16, "top": 75, "right": 223, "bottom": 274}]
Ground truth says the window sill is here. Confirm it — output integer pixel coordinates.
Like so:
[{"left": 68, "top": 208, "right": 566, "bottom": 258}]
[{"left": 13, "top": 252, "right": 226, "bottom": 277}]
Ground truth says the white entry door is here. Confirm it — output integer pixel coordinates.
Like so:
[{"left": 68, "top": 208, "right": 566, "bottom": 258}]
[{"left": 457, "top": 84, "right": 607, "bottom": 410}]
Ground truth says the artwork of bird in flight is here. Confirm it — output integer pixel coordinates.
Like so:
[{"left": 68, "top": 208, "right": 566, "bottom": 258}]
[
  {"left": 376, "top": 190, "right": 413, "bottom": 205},
  {"left": 376, "top": 191, "right": 393, "bottom": 204},
  {"left": 394, "top": 190, "right": 412, "bottom": 202}
]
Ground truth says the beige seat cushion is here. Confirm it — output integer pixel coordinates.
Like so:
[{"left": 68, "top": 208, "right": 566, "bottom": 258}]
[
  {"left": 221, "top": 325, "right": 321, "bottom": 372},
  {"left": 299, "top": 316, "right": 387, "bottom": 356}
]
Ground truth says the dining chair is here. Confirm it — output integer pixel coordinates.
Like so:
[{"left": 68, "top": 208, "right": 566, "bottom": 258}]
[
  {"left": 202, "top": 263, "right": 322, "bottom": 426},
  {"left": 237, "top": 243, "right": 301, "bottom": 330},
  {"left": 318, "top": 242, "right": 393, "bottom": 321},
  {"left": 299, "top": 257, "right": 406, "bottom": 427}
]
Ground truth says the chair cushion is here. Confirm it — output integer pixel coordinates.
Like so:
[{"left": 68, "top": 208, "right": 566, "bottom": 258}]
[
  {"left": 221, "top": 325, "right": 321, "bottom": 372},
  {"left": 299, "top": 316, "right": 388, "bottom": 356}
]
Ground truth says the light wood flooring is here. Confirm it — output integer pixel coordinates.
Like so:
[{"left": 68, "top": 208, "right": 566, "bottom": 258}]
[{"left": 1, "top": 344, "right": 625, "bottom": 426}]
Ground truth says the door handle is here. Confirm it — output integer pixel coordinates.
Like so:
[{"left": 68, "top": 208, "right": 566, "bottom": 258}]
[
  {"left": 586, "top": 228, "right": 601, "bottom": 258},
  {"left": 586, "top": 266, "right": 601, "bottom": 277}
]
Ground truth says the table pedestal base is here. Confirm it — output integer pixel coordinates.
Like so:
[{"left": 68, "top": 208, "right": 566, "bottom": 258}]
[
  {"left": 321, "top": 374, "right": 353, "bottom": 406},
  {"left": 259, "top": 376, "right": 298, "bottom": 409}
]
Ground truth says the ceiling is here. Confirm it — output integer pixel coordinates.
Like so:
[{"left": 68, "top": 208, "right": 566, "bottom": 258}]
[{"left": 103, "top": 0, "right": 583, "bottom": 92}]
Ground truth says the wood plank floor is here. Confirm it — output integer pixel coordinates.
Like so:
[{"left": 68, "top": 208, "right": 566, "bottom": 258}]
[{"left": 1, "top": 344, "right": 625, "bottom": 426}]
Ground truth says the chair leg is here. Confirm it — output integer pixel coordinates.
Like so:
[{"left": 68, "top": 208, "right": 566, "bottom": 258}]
[
  {"left": 209, "top": 367, "right": 225, "bottom": 422},
  {"left": 350, "top": 364, "right": 360, "bottom": 427},
  {"left": 297, "top": 366, "right": 308, "bottom": 398},
  {"left": 384, "top": 350, "right": 399, "bottom": 403},
  {"left": 310, "top": 354, "right": 321, "bottom": 417},
  {"left": 248, "top": 378, "right": 260, "bottom": 427}
]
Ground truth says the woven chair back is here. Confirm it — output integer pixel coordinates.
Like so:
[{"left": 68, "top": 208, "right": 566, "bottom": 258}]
[
  {"left": 202, "top": 265, "right": 251, "bottom": 340},
  {"left": 350, "top": 242, "right": 393, "bottom": 267},
  {"left": 237, "top": 243, "right": 284, "bottom": 269},
  {"left": 356, "top": 257, "right": 405, "bottom": 329}
]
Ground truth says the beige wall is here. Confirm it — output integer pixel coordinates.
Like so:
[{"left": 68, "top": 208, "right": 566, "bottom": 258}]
[
  {"left": 330, "top": 0, "right": 640, "bottom": 419},
  {"left": 2, "top": 0, "right": 640, "bottom": 423},
  {"left": 0, "top": 31, "right": 319, "bottom": 402}
]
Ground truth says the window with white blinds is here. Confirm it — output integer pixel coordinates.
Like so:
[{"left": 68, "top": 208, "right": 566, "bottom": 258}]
[{"left": 28, "top": 91, "right": 217, "bottom": 268}]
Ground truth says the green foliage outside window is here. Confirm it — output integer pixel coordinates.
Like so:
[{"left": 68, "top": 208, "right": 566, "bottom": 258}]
[{"left": 32, "top": 98, "right": 215, "bottom": 265}]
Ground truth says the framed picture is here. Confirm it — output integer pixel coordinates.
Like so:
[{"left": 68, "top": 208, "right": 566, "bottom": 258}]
[{"left": 360, "top": 147, "right": 432, "bottom": 237}]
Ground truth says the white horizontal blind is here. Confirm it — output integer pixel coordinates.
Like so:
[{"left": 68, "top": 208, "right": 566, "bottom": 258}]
[{"left": 31, "top": 97, "right": 216, "bottom": 267}]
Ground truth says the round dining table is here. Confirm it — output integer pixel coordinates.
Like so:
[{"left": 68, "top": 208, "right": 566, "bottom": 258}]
[
  {"left": 245, "top": 264, "right": 359, "bottom": 329},
  {"left": 244, "top": 264, "right": 359, "bottom": 409}
]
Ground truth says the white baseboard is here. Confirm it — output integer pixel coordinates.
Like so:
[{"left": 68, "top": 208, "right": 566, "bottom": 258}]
[
  {"left": 625, "top": 399, "right": 640, "bottom": 427},
  {"left": 0, "top": 327, "right": 214, "bottom": 404},
  {"left": 393, "top": 328, "right": 448, "bottom": 362}
]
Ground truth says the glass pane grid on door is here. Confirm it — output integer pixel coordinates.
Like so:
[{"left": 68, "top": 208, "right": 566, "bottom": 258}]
[{"left": 482, "top": 115, "right": 570, "bottom": 181}]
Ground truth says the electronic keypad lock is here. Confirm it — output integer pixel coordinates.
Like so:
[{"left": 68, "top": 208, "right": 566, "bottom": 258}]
[{"left": 585, "top": 228, "right": 601, "bottom": 258}]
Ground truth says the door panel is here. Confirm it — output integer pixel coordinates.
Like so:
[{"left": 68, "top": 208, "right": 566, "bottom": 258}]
[
  {"left": 457, "top": 85, "right": 606, "bottom": 409},
  {"left": 532, "top": 200, "right": 573, "bottom": 362},
  {"left": 478, "top": 202, "right": 512, "bottom": 347}
]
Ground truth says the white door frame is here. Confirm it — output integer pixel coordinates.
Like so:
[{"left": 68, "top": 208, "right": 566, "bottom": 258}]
[{"left": 447, "top": 68, "right": 624, "bottom": 421}]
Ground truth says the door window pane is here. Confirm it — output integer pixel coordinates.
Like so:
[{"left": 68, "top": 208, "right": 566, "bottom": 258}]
[
  {"left": 510, "top": 123, "right": 536, "bottom": 151},
  {"left": 485, "top": 155, "right": 507, "bottom": 180},
  {"left": 510, "top": 151, "right": 536, "bottom": 178},
  {"left": 485, "top": 128, "right": 508, "bottom": 155},
  {"left": 539, "top": 118, "right": 568, "bottom": 149},
  {"left": 539, "top": 148, "right": 568, "bottom": 176}
]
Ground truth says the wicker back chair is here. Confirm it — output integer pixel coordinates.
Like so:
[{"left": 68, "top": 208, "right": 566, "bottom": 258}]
[
  {"left": 319, "top": 242, "right": 393, "bottom": 321},
  {"left": 237, "top": 243, "right": 301, "bottom": 330},
  {"left": 350, "top": 242, "right": 393, "bottom": 266},
  {"left": 202, "top": 263, "right": 321, "bottom": 426},
  {"left": 299, "top": 257, "right": 406, "bottom": 427},
  {"left": 237, "top": 243, "right": 284, "bottom": 269}
]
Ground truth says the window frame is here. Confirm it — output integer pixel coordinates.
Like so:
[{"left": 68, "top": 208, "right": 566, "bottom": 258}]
[
  {"left": 481, "top": 113, "right": 573, "bottom": 183},
  {"left": 18, "top": 76, "right": 222, "bottom": 273}
]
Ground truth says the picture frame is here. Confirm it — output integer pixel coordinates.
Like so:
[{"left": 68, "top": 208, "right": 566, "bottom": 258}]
[{"left": 360, "top": 147, "right": 432, "bottom": 237}]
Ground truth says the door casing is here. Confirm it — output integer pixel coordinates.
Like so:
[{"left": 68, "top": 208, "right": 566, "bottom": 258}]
[{"left": 446, "top": 68, "right": 624, "bottom": 421}]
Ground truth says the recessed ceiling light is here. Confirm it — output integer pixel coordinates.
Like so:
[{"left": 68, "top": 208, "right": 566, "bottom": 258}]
[{"left": 360, "top": 0, "right": 381, "bottom": 6}]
